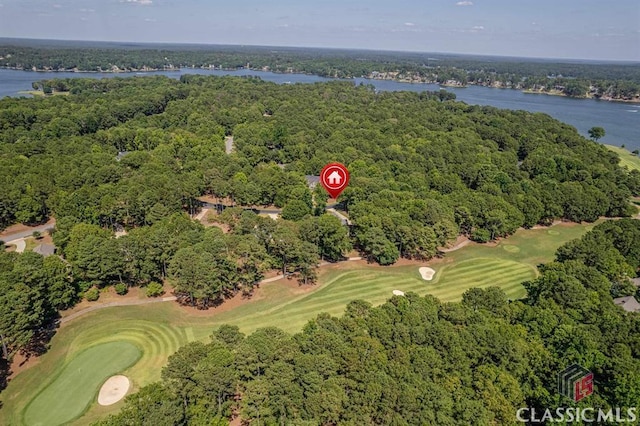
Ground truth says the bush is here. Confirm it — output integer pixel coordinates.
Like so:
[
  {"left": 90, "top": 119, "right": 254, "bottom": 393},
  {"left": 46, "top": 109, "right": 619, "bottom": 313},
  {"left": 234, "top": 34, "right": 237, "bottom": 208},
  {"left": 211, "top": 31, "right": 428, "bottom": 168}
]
[
  {"left": 146, "top": 282, "right": 164, "bottom": 298},
  {"left": 32, "top": 231, "right": 42, "bottom": 239},
  {"left": 471, "top": 228, "right": 491, "bottom": 243},
  {"left": 115, "top": 283, "right": 128, "bottom": 295},
  {"left": 85, "top": 287, "right": 100, "bottom": 302}
]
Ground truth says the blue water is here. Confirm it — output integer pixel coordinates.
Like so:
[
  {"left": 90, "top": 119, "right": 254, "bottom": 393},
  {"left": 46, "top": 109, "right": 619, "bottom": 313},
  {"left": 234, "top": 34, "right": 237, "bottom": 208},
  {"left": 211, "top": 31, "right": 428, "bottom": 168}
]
[{"left": 1, "top": 68, "right": 638, "bottom": 150}]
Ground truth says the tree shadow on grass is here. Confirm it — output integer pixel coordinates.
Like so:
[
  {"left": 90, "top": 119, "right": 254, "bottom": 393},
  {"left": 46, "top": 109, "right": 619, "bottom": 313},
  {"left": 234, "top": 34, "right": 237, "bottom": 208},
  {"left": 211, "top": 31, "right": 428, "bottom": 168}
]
[
  {"left": 23, "top": 322, "right": 59, "bottom": 358},
  {"left": 0, "top": 357, "right": 9, "bottom": 397}
]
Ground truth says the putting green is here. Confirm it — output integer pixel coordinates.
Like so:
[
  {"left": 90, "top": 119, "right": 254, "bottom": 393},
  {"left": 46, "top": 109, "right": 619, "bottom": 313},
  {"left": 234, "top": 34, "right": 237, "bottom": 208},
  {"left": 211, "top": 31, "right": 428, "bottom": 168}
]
[
  {"left": 23, "top": 342, "right": 141, "bottom": 426},
  {"left": 502, "top": 244, "right": 521, "bottom": 253}
]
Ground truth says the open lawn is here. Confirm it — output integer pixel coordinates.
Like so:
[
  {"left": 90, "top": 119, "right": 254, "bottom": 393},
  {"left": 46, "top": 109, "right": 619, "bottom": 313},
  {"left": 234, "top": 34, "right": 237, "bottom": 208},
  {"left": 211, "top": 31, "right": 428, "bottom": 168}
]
[
  {"left": 0, "top": 222, "right": 595, "bottom": 425},
  {"left": 606, "top": 145, "right": 640, "bottom": 172},
  {"left": 17, "top": 91, "right": 70, "bottom": 97}
]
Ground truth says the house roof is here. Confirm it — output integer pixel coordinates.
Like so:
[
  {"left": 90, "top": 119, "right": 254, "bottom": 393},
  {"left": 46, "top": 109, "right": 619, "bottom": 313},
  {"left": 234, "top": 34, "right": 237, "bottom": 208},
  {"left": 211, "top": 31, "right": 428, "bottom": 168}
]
[
  {"left": 613, "top": 296, "right": 640, "bottom": 313},
  {"left": 33, "top": 243, "right": 56, "bottom": 257},
  {"left": 305, "top": 175, "right": 320, "bottom": 188},
  {"left": 630, "top": 277, "right": 640, "bottom": 287}
]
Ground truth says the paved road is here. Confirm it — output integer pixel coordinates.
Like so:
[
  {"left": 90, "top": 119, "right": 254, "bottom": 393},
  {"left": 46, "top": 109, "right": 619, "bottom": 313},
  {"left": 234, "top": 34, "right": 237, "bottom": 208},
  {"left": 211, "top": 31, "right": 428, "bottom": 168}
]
[
  {"left": 326, "top": 208, "right": 352, "bottom": 226},
  {"left": 201, "top": 202, "right": 348, "bottom": 222},
  {"left": 0, "top": 222, "right": 56, "bottom": 242},
  {"left": 440, "top": 237, "right": 471, "bottom": 253},
  {"left": 225, "top": 136, "right": 234, "bottom": 154},
  {"left": 12, "top": 239, "right": 26, "bottom": 253}
]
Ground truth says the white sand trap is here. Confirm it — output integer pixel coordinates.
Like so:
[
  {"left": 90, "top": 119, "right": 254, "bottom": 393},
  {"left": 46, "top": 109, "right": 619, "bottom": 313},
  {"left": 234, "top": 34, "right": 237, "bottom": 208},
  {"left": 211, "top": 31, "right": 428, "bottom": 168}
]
[
  {"left": 419, "top": 267, "right": 436, "bottom": 281},
  {"left": 98, "top": 375, "right": 130, "bottom": 406},
  {"left": 392, "top": 290, "right": 405, "bottom": 296}
]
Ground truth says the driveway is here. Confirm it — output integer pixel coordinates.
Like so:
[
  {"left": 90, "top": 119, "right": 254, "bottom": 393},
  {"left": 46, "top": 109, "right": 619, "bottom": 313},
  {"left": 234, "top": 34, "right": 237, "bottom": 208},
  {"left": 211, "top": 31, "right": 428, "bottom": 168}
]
[{"left": 0, "top": 221, "right": 56, "bottom": 242}]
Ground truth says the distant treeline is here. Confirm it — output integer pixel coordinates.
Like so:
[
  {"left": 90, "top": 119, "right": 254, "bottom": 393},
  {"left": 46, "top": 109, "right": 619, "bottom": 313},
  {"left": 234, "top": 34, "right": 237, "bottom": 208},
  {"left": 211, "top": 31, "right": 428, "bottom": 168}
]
[{"left": 1, "top": 42, "right": 639, "bottom": 99}]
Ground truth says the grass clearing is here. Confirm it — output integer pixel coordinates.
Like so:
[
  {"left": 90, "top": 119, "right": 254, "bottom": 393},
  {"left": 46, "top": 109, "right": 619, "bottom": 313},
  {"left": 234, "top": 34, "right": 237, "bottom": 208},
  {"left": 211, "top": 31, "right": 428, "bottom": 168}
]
[
  {"left": 606, "top": 145, "right": 640, "bottom": 172},
  {"left": 24, "top": 238, "right": 38, "bottom": 252},
  {"left": 17, "top": 91, "right": 70, "bottom": 97},
  {"left": 22, "top": 342, "right": 140, "bottom": 426},
  {"left": 0, "top": 222, "right": 595, "bottom": 425}
]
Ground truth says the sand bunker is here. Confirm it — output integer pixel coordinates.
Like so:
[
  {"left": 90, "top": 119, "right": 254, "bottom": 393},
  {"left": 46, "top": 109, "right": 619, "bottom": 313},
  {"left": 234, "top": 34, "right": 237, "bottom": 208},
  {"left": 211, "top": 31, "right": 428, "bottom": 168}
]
[
  {"left": 98, "top": 375, "right": 130, "bottom": 406},
  {"left": 392, "top": 290, "right": 405, "bottom": 296},
  {"left": 419, "top": 267, "right": 436, "bottom": 281}
]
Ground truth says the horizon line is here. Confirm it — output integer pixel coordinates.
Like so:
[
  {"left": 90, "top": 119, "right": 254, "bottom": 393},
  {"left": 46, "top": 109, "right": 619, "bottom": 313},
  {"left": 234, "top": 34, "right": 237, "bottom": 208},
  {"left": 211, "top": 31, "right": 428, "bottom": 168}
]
[{"left": 1, "top": 37, "right": 639, "bottom": 65}]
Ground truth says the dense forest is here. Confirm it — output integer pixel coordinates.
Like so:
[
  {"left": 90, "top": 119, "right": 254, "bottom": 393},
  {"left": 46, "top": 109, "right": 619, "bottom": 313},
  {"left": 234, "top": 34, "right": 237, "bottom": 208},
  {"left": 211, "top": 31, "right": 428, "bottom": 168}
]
[
  {"left": 1, "top": 41, "right": 639, "bottom": 100},
  {"left": 95, "top": 220, "right": 640, "bottom": 425},
  {"left": 1, "top": 74, "right": 640, "bottom": 386}
]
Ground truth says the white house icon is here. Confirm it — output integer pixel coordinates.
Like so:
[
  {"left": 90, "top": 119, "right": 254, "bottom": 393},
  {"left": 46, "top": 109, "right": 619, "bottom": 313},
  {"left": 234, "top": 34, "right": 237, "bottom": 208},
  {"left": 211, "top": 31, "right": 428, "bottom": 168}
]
[{"left": 327, "top": 170, "right": 342, "bottom": 185}]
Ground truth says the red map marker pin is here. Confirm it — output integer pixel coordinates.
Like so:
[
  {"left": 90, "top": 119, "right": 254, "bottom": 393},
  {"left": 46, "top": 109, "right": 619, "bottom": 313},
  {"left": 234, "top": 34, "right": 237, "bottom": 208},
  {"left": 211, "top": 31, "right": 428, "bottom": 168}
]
[{"left": 320, "top": 162, "right": 350, "bottom": 199}]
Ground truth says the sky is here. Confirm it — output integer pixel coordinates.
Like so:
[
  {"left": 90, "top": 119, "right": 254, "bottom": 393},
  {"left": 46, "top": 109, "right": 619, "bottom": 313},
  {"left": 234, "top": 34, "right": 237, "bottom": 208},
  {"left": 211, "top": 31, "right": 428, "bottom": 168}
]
[{"left": 0, "top": 0, "right": 638, "bottom": 61}]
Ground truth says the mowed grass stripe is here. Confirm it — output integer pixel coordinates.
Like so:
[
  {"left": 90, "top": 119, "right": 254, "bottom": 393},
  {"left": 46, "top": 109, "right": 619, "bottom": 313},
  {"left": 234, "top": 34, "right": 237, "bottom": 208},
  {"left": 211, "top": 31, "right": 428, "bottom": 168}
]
[
  {"left": 299, "top": 277, "right": 416, "bottom": 303},
  {"left": 281, "top": 277, "right": 416, "bottom": 307},
  {"left": 218, "top": 274, "right": 408, "bottom": 325},
  {"left": 251, "top": 261, "right": 533, "bottom": 326},
  {"left": 442, "top": 268, "right": 534, "bottom": 286},
  {"left": 57, "top": 321, "right": 185, "bottom": 385},
  {"left": 427, "top": 281, "right": 526, "bottom": 300},
  {"left": 441, "top": 259, "right": 525, "bottom": 276},
  {"left": 425, "top": 259, "right": 534, "bottom": 302}
]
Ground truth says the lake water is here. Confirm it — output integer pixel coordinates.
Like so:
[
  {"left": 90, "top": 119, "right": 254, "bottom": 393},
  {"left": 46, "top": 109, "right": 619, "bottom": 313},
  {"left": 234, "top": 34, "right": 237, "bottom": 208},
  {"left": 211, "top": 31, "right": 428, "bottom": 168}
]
[{"left": 1, "top": 68, "right": 638, "bottom": 150}]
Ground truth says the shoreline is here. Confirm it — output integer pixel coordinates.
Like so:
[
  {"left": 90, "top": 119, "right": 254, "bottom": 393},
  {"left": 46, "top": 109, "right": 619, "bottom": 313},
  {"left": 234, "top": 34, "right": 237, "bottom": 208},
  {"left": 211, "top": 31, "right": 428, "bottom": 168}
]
[
  {"left": 2, "top": 66, "right": 638, "bottom": 104},
  {"left": 522, "top": 89, "right": 640, "bottom": 104}
]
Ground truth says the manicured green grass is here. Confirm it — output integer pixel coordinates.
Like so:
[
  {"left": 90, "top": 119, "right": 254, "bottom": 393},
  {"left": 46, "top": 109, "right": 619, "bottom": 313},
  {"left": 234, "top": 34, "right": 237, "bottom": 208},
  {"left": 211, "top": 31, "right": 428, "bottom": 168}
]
[
  {"left": 606, "top": 145, "right": 640, "bottom": 172},
  {"left": 22, "top": 342, "right": 141, "bottom": 426},
  {"left": 428, "top": 258, "right": 533, "bottom": 301},
  {"left": 1, "top": 222, "right": 595, "bottom": 425},
  {"left": 24, "top": 238, "right": 38, "bottom": 252}
]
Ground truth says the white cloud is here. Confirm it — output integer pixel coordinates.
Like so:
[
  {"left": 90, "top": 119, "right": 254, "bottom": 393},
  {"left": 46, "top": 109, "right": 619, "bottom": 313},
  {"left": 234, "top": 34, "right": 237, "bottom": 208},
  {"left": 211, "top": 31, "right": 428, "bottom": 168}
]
[
  {"left": 404, "top": 22, "right": 415, "bottom": 27},
  {"left": 472, "top": 25, "right": 485, "bottom": 30},
  {"left": 80, "top": 8, "right": 96, "bottom": 13},
  {"left": 53, "top": 4, "right": 62, "bottom": 8},
  {"left": 144, "top": 18, "right": 157, "bottom": 22},
  {"left": 456, "top": 1, "right": 473, "bottom": 6},
  {"left": 122, "top": 0, "right": 153, "bottom": 4}
]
